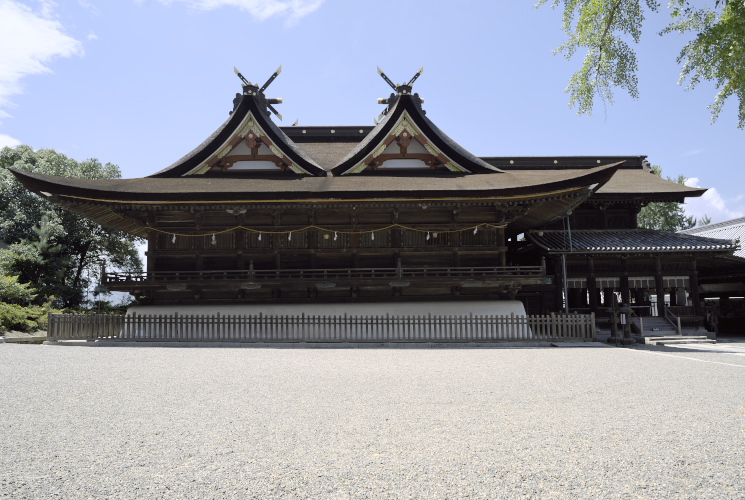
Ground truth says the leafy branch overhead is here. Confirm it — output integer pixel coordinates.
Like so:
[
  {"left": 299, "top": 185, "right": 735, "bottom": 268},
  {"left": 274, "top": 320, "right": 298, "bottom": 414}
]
[{"left": 537, "top": 0, "right": 745, "bottom": 128}]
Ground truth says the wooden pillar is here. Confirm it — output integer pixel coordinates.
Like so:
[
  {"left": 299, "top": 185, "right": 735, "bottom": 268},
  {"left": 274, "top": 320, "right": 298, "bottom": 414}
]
[
  {"left": 654, "top": 274, "right": 665, "bottom": 318},
  {"left": 620, "top": 257, "right": 630, "bottom": 305},
  {"left": 630, "top": 205, "right": 639, "bottom": 229},
  {"left": 587, "top": 279, "right": 598, "bottom": 313},
  {"left": 552, "top": 256, "right": 564, "bottom": 312},
  {"left": 146, "top": 230, "right": 156, "bottom": 273},
  {"left": 690, "top": 260, "right": 701, "bottom": 316},
  {"left": 655, "top": 257, "right": 665, "bottom": 318},
  {"left": 496, "top": 227, "right": 506, "bottom": 267}
]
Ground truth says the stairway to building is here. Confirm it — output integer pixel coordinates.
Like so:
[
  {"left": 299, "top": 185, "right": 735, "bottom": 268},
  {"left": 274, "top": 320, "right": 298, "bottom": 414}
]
[
  {"left": 630, "top": 316, "right": 716, "bottom": 345},
  {"left": 632, "top": 316, "right": 678, "bottom": 336}
]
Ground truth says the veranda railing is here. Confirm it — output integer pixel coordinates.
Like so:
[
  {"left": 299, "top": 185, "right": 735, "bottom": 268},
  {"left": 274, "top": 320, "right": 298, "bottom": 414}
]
[{"left": 47, "top": 312, "right": 595, "bottom": 343}]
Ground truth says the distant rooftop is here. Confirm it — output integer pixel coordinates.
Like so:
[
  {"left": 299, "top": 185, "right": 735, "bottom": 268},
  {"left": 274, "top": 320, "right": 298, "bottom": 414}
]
[
  {"left": 681, "top": 217, "right": 745, "bottom": 258},
  {"left": 529, "top": 229, "right": 738, "bottom": 254}
]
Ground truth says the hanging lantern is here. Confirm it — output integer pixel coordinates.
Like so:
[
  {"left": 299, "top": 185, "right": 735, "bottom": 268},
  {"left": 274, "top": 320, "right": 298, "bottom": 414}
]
[
  {"left": 211, "top": 234, "right": 217, "bottom": 245},
  {"left": 334, "top": 232, "right": 338, "bottom": 241},
  {"left": 473, "top": 227, "right": 479, "bottom": 235},
  {"left": 172, "top": 234, "right": 176, "bottom": 244},
  {"left": 258, "top": 232, "right": 262, "bottom": 241},
  {"left": 371, "top": 232, "right": 375, "bottom": 241},
  {"left": 426, "top": 232, "right": 430, "bottom": 240}
]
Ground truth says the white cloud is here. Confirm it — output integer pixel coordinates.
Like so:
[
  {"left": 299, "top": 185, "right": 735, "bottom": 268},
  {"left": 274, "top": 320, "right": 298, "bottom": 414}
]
[
  {"left": 0, "top": 1, "right": 83, "bottom": 113},
  {"left": 153, "top": 0, "right": 324, "bottom": 24},
  {"left": 87, "top": 32, "right": 98, "bottom": 40},
  {"left": 78, "top": 0, "right": 100, "bottom": 15},
  {"left": 684, "top": 177, "right": 745, "bottom": 224},
  {"left": 0, "top": 133, "right": 21, "bottom": 148}
]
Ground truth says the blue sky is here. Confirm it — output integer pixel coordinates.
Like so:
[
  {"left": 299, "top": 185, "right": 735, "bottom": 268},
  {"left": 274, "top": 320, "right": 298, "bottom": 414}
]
[{"left": 1, "top": 0, "right": 743, "bottom": 224}]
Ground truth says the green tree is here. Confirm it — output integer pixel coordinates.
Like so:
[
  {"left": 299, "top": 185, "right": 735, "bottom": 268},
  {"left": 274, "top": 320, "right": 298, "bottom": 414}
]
[
  {"left": 0, "top": 276, "right": 37, "bottom": 304},
  {"left": 0, "top": 146, "right": 142, "bottom": 307},
  {"left": 537, "top": 0, "right": 745, "bottom": 128},
  {"left": 637, "top": 165, "right": 709, "bottom": 231}
]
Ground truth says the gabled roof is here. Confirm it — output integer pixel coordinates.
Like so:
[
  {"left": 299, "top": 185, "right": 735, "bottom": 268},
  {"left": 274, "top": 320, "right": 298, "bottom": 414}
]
[
  {"left": 528, "top": 229, "right": 738, "bottom": 254},
  {"left": 149, "top": 89, "right": 325, "bottom": 177},
  {"left": 681, "top": 217, "right": 745, "bottom": 258},
  {"left": 328, "top": 94, "right": 501, "bottom": 176}
]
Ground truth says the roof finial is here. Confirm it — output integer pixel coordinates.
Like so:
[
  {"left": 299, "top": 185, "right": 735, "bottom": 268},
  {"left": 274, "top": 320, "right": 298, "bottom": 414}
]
[
  {"left": 232, "top": 65, "right": 284, "bottom": 121},
  {"left": 375, "top": 66, "right": 425, "bottom": 122}
]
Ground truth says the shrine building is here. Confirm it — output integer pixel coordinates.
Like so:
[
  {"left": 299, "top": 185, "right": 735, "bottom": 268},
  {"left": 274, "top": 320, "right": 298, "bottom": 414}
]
[{"left": 11, "top": 67, "right": 740, "bottom": 326}]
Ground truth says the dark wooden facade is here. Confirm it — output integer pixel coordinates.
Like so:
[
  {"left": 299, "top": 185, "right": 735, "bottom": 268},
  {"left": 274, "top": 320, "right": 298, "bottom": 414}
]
[{"left": 12, "top": 70, "right": 735, "bottom": 316}]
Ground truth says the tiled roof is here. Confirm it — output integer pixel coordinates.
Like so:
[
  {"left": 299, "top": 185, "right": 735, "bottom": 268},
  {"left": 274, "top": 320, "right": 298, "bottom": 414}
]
[
  {"left": 681, "top": 217, "right": 745, "bottom": 258},
  {"left": 528, "top": 229, "right": 738, "bottom": 254}
]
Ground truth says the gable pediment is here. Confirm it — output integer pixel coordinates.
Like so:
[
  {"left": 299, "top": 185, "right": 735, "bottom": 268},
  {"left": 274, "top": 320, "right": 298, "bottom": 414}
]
[
  {"left": 187, "top": 111, "right": 313, "bottom": 175},
  {"left": 342, "top": 112, "right": 471, "bottom": 174},
  {"left": 329, "top": 95, "right": 501, "bottom": 176}
]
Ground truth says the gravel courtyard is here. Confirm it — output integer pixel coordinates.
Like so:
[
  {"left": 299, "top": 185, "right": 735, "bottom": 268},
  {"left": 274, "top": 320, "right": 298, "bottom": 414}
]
[{"left": 1, "top": 343, "right": 744, "bottom": 499}]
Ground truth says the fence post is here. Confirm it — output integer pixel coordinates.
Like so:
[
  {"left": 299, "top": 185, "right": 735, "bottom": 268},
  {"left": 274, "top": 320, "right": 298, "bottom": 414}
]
[{"left": 590, "top": 312, "right": 596, "bottom": 340}]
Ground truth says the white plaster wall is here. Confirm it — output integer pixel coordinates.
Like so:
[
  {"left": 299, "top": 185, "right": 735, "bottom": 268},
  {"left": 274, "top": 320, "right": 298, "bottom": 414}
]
[{"left": 127, "top": 300, "right": 527, "bottom": 317}]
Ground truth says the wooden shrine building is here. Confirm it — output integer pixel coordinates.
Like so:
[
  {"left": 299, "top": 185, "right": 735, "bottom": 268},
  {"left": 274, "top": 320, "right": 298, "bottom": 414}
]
[{"left": 11, "top": 67, "right": 740, "bottom": 325}]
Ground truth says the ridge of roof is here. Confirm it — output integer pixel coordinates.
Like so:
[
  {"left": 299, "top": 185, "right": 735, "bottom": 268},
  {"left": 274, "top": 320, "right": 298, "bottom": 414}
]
[
  {"left": 280, "top": 126, "right": 375, "bottom": 143},
  {"left": 482, "top": 155, "right": 648, "bottom": 170}
]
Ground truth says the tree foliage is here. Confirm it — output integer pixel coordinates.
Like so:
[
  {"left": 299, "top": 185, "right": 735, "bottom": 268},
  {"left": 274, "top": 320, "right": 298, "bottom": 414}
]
[
  {"left": 0, "top": 146, "right": 143, "bottom": 307},
  {"left": 537, "top": 0, "right": 745, "bottom": 128},
  {"left": 637, "top": 165, "right": 709, "bottom": 231},
  {"left": 0, "top": 275, "right": 37, "bottom": 304}
]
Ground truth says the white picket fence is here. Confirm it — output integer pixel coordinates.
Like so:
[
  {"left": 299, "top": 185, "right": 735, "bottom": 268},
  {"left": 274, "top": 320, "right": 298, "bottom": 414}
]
[{"left": 47, "top": 312, "right": 595, "bottom": 343}]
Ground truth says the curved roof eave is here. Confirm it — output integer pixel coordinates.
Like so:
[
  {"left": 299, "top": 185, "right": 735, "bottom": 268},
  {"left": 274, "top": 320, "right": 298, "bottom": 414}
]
[
  {"left": 328, "top": 95, "right": 502, "bottom": 176},
  {"left": 9, "top": 162, "right": 620, "bottom": 205}
]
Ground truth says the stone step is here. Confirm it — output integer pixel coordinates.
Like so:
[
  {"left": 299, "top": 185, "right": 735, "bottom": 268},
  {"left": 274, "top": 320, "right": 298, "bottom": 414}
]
[
  {"left": 643, "top": 336, "right": 715, "bottom": 346},
  {"left": 648, "top": 339, "right": 716, "bottom": 346},
  {"left": 645, "top": 335, "right": 709, "bottom": 340}
]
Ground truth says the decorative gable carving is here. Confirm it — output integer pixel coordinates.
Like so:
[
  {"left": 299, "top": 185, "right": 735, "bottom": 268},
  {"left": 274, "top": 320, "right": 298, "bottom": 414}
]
[
  {"left": 343, "top": 112, "right": 469, "bottom": 174},
  {"left": 187, "top": 112, "right": 311, "bottom": 175}
]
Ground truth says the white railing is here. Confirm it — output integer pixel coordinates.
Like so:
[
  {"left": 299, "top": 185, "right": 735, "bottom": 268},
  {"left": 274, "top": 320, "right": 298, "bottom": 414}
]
[{"left": 47, "top": 312, "right": 595, "bottom": 343}]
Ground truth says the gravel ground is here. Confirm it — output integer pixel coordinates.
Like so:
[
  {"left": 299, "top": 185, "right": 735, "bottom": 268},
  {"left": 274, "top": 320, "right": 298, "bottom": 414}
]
[{"left": 1, "top": 343, "right": 744, "bottom": 499}]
